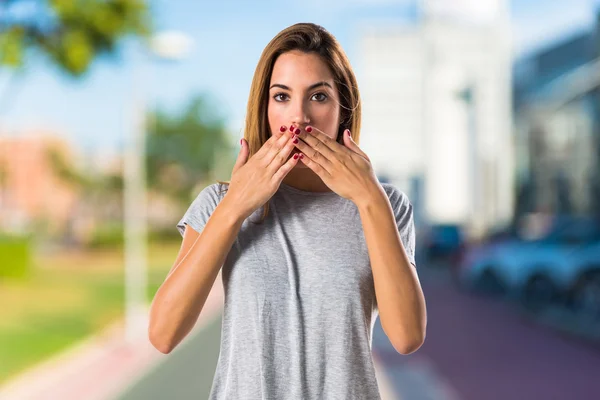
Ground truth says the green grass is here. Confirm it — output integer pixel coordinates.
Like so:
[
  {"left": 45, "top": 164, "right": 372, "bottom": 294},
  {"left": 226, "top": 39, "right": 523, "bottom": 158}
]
[{"left": 0, "top": 240, "right": 180, "bottom": 385}]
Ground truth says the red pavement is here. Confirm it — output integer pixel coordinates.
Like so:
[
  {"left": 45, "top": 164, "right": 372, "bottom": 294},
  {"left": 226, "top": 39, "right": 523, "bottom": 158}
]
[
  {"left": 0, "top": 271, "right": 225, "bottom": 400},
  {"left": 0, "top": 268, "right": 401, "bottom": 400},
  {"left": 379, "top": 269, "right": 600, "bottom": 400}
]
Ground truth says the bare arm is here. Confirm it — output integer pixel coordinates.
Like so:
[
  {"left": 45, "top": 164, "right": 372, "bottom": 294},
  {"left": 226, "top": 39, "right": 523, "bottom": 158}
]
[
  {"left": 148, "top": 196, "right": 244, "bottom": 354},
  {"left": 357, "top": 187, "right": 426, "bottom": 355},
  {"left": 148, "top": 125, "right": 300, "bottom": 354}
]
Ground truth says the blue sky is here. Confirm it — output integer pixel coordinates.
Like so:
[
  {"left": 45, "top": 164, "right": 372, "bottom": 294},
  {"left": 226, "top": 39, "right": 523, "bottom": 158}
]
[{"left": 2, "top": 0, "right": 600, "bottom": 156}]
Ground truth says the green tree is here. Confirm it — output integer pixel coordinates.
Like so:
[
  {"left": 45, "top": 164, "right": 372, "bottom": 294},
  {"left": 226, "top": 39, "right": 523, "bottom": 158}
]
[
  {"left": 146, "top": 93, "right": 235, "bottom": 207},
  {"left": 0, "top": 0, "right": 151, "bottom": 76},
  {"left": 46, "top": 144, "right": 125, "bottom": 243},
  {"left": 45, "top": 93, "right": 234, "bottom": 243}
]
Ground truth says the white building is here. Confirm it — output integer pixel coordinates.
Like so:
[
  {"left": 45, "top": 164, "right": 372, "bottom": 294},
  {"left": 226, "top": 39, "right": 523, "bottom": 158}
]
[{"left": 356, "top": 0, "right": 515, "bottom": 238}]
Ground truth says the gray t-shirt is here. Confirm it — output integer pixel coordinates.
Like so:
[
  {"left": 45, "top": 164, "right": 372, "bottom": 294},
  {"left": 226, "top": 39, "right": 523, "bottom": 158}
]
[{"left": 177, "top": 181, "right": 416, "bottom": 400}]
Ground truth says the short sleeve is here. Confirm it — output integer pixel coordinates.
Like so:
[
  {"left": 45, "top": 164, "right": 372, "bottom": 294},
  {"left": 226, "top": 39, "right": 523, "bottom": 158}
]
[
  {"left": 176, "top": 183, "right": 226, "bottom": 237},
  {"left": 383, "top": 184, "right": 417, "bottom": 268}
]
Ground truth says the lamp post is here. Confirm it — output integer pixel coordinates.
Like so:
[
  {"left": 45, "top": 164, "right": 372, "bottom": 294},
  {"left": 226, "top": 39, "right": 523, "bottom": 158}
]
[
  {"left": 124, "top": 30, "right": 192, "bottom": 344},
  {"left": 457, "top": 84, "right": 484, "bottom": 238}
]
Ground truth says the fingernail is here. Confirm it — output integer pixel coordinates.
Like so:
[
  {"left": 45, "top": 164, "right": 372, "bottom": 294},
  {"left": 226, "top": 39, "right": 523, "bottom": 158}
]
[
  {"left": 346, "top": 129, "right": 351, "bottom": 138},
  {"left": 289, "top": 125, "right": 295, "bottom": 132},
  {"left": 293, "top": 136, "right": 299, "bottom": 144},
  {"left": 306, "top": 126, "right": 313, "bottom": 133},
  {"left": 280, "top": 125, "right": 286, "bottom": 132},
  {"left": 293, "top": 153, "right": 299, "bottom": 159},
  {"left": 240, "top": 138, "right": 243, "bottom": 145},
  {"left": 299, "top": 153, "right": 304, "bottom": 159},
  {"left": 294, "top": 128, "right": 301, "bottom": 135}
]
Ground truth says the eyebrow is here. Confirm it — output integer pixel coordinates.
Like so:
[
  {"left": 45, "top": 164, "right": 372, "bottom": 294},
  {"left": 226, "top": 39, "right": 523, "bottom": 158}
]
[{"left": 269, "top": 81, "right": 333, "bottom": 91}]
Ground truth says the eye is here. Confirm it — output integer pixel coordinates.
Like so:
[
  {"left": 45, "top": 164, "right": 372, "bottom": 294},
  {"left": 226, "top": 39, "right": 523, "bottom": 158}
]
[
  {"left": 273, "top": 92, "right": 289, "bottom": 102},
  {"left": 311, "top": 92, "right": 328, "bottom": 102}
]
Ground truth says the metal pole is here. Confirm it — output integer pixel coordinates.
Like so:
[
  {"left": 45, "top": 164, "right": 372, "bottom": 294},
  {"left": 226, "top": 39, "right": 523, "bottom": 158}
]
[
  {"left": 124, "top": 50, "right": 148, "bottom": 344},
  {"left": 464, "top": 86, "right": 484, "bottom": 238}
]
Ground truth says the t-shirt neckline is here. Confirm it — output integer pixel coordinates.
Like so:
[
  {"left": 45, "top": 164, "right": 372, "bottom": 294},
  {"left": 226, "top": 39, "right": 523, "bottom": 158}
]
[{"left": 279, "top": 182, "right": 339, "bottom": 197}]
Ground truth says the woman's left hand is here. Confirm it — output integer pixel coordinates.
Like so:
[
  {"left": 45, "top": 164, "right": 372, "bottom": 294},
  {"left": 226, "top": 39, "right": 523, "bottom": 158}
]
[{"left": 293, "top": 125, "right": 383, "bottom": 205}]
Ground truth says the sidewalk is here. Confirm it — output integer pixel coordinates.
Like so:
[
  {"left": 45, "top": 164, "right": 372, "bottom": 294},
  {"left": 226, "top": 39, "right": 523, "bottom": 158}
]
[
  {"left": 0, "top": 270, "right": 400, "bottom": 400},
  {"left": 0, "top": 271, "right": 225, "bottom": 400},
  {"left": 373, "top": 353, "right": 401, "bottom": 400},
  {"left": 373, "top": 349, "right": 460, "bottom": 400}
]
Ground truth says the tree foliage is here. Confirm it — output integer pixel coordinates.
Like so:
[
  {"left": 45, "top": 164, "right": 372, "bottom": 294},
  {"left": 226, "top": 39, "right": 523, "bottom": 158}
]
[
  {"left": 0, "top": 0, "right": 151, "bottom": 76},
  {"left": 146, "top": 94, "right": 234, "bottom": 206}
]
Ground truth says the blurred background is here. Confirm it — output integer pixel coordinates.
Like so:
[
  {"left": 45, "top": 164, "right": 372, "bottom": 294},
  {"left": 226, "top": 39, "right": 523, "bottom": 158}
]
[{"left": 1, "top": 0, "right": 600, "bottom": 399}]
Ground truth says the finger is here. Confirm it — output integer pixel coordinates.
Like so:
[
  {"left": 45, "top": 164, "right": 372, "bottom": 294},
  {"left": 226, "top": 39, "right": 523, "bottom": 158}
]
[
  {"left": 257, "top": 126, "right": 291, "bottom": 161},
  {"left": 268, "top": 132, "right": 299, "bottom": 171},
  {"left": 342, "top": 129, "right": 370, "bottom": 161},
  {"left": 303, "top": 125, "right": 346, "bottom": 157},
  {"left": 291, "top": 135, "right": 333, "bottom": 174},
  {"left": 272, "top": 151, "right": 301, "bottom": 183},
  {"left": 255, "top": 125, "right": 289, "bottom": 160},
  {"left": 262, "top": 127, "right": 294, "bottom": 165},
  {"left": 232, "top": 138, "right": 249, "bottom": 174},
  {"left": 295, "top": 152, "right": 331, "bottom": 180}
]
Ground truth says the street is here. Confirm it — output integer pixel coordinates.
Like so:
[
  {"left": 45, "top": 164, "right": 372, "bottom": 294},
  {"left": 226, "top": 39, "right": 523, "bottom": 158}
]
[
  {"left": 119, "top": 264, "right": 600, "bottom": 400},
  {"left": 117, "top": 315, "right": 222, "bottom": 400},
  {"left": 373, "top": 265, "right": 600, "bottom": 400}
]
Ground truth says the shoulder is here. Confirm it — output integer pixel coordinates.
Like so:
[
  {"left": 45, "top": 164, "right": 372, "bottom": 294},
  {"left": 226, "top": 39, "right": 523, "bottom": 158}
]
[
  {"left": 176, "top": 182, "right": 229, "bottom": 237},
  {"left": 184, "top": 181, "right": 229, "bottom": 214},
  {"left": 193, "top": 182, "right": 229, "bottom": 204},
  {"left": 379, "top": 182, "right": 411, "bottom": 208}
]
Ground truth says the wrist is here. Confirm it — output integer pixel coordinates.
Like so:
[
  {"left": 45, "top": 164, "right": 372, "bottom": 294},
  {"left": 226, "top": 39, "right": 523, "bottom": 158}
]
[
  {"left": 354, "top": 183, "right": 387, "bottom": 210},
  {"left": 219, "top": 193, "right": 250, "bottom": 225}
]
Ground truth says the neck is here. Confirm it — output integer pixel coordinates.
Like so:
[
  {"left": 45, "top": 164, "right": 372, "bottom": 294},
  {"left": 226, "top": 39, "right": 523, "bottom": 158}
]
[{"left": 282, "top": 168, "right": 332, "bottom": 192}]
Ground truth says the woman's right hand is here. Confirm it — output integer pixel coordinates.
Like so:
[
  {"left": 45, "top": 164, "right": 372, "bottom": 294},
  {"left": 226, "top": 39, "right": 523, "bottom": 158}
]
[{"left": 224, "top": 125, "right": 301, "bottom": 220}]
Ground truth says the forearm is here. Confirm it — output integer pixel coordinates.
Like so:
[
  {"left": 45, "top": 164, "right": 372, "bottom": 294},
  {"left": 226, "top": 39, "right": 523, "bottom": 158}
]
[
  {"left": 357, "top": 188, "right": 427, "bottom": 354},
  {"left": 149, "top": 196, "right": 244, "bottom": 353}
]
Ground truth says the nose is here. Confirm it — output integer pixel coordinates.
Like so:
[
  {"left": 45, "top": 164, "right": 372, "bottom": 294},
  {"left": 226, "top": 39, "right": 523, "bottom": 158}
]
[{"left": 290, "top": 98, "right": 310, "bottom": 127}]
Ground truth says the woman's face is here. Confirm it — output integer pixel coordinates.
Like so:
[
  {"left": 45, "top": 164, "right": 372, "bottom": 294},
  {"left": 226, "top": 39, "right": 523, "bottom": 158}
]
[{"left": 267, "top": 50, "right": 341, "bottom": 168}]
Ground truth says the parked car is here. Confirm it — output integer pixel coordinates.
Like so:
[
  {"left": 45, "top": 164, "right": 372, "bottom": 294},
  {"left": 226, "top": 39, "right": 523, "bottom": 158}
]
[
  {"left": 422, "top": 224, "right": 465, "bottom": 265},
  {"left": 457, "top": 216, "right": 600, "bottom": 316},
  {"left": 450, "top": 225, "right": 517, "bottom": 288}
]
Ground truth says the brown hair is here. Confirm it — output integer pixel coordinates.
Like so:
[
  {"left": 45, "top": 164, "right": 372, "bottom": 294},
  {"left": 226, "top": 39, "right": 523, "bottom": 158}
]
[{"left": 217, "top": 22, "right": 361, "bottom": 223}]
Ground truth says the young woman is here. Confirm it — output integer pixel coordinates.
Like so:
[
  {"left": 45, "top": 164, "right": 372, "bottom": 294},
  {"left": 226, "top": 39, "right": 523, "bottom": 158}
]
[{"left": 149, "top": 22, "right": 427, "bottom": 399}]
